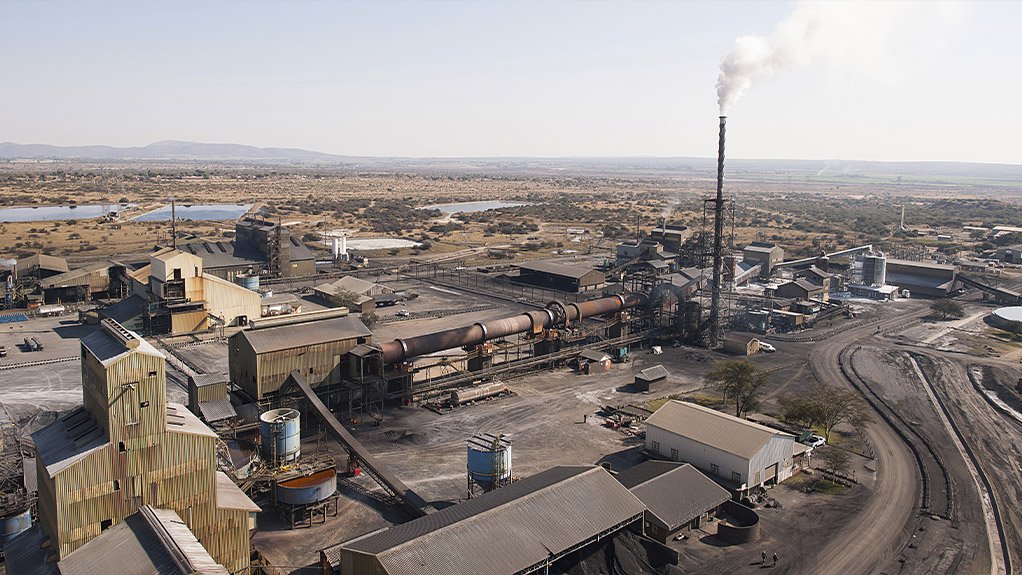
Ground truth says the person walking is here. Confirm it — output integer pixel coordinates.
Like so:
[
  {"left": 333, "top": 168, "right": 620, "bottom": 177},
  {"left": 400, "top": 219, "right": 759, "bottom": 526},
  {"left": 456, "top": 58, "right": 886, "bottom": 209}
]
[
  {"left": 761, "top": 551, "right": 767, "bottom": 565},
  {"left": 772, "top": 553, "right": 778, "bottom": 567}
]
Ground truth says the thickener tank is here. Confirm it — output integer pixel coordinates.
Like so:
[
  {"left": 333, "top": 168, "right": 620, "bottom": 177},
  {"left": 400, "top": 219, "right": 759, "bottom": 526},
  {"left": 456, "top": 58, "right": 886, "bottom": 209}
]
[
  {"left": 862, "top": 251, "right": 887, "bottom": 287},
  {"left": 236, "top": 273, "right": 260, "bottom": 291},
  {"left": 467, "top": 433, "right": 512, "bottom": 492},
  {"left": 275, "top": 467, "right": 337, "bottom": 506},
  {"left": 260, "top": 408, "right": 301, "bottom": 465}
]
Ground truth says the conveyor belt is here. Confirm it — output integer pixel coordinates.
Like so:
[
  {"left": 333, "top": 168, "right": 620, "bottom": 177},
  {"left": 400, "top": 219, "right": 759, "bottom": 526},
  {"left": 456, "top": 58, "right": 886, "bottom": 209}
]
[
  {"left": 281, "top": 371, "right": 432, "bottom": 517},
  {"left": 958, "top": 274, "right": 1022, "bottom": 303}
]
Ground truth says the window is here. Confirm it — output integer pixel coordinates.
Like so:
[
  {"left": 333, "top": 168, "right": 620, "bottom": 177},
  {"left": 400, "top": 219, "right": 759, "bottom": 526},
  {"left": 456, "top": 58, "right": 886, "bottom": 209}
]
[
  {"left": 148, "top": 370, "right": 158, "bottom": 377},
  {"left": 670, "top": 448, "right": 679, "bottom": 461},
  {"left": 140, "top": 401, "right": 149, "bottom": 408},
  {"left": 710, "top": 463, "right": 719, "bottom": 476},
  {"left": 100, "top": 519, "right": 112, "bottom": 531},
  {"left": 651, "top": 441, "right": 660, "bottom": 454},
  {"left": 731, "top": 471, "right": 741, "bottom": 483},
  {"left": 113, "top": 480, "right": 120, "bottom": 491},
  {"left": 118, "top": 442, "right": 126, "bottom": 453}
]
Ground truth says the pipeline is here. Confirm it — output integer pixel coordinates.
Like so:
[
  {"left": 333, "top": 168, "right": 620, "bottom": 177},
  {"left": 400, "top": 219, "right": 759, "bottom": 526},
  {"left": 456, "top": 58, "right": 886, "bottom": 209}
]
[{"left": 380, "top": 292, "right": 647, "bottom": 364}]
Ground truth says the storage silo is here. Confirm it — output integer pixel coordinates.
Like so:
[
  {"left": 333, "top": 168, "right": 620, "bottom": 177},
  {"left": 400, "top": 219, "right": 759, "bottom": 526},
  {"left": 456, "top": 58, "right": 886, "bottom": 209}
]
[
  {"left": 862, "top": 251, "right": 887, "bottom": 287},
  {"left": 236, "top": 273, "right": 260, "bottom": 291},
  {"left": 467, "top": 433, "right": 512, "bottom": 496},
  {"left": 260, "top": 408, "right": 301, "bottom": 465}
]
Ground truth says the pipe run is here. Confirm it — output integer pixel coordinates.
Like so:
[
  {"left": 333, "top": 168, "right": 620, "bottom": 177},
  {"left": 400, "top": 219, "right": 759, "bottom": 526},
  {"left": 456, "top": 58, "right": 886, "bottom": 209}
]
[{"left": 380, "top": 292, "right": 646, "bottom": 364}]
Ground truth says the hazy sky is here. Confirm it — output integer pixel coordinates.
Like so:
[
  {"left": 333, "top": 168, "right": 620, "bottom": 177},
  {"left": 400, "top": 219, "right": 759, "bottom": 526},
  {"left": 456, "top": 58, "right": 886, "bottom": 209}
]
[{"left": 2, "top": 1, "right": 1019, "bottom": 163}]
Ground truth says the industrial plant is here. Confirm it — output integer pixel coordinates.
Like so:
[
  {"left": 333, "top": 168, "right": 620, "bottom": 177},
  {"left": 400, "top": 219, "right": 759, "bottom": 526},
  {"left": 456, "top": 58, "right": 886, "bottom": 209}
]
[{"left": 2, "top": 113, "right": 1022, "bottom": 575}]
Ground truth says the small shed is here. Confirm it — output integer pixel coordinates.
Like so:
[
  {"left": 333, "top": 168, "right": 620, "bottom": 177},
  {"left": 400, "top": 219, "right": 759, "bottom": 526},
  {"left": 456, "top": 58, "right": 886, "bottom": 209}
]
[
  {"left": 723, "top": 334, "right": 760, "bottom": 356},
  {"left": 634, "top": 365, "right": 669, "bottom": 392},
  {"left": 577, "top": 349, "right": 612, "bottom": 374}
]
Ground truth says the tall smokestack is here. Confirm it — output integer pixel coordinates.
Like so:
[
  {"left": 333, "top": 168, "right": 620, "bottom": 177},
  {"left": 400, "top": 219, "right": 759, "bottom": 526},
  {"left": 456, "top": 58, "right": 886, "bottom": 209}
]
[
  {"left": 709, "top": 116, "right": 726, "bottom": 348},
  {"left": 171, "top": 199, "right": 177, "bottom": 250}
]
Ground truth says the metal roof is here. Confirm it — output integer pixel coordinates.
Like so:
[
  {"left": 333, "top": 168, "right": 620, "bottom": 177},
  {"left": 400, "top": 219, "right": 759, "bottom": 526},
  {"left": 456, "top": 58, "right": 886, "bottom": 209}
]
[
  {"left": 781, "top": 279, "right": 822, "bottom": 293},
  {"left": 645, "top": 401, "right": 794, "bottom": 460},
  {"left": 616, "top": 462, "right": 731, "bottom": 532},
  {"left": 743, "top": 243, "right": 780, "bottom": 254},
  {"left": 179, "top": 240, "right": 261, "bottom": 269},
  {"left": 100, "top": 294, "right": 147, "bottom": 324},
  {"left": 197, "top": 398, "right": 237, "bottom": 423},
  {"left": 636, "top": 365, "right": 670, "bottom": 382},
  {"left": 516, "top": 259, "right": 602, "bottom": 280},
  {"left": 2, "top": 525, "right": 59, "bottom": 575},
  {"left": 81, "top": 323, "right": 164, "bottom": 366},
  {"left": 339, "top": 466, "right": 645, "bottom": 575},
  {"left": 189, "top": 373, "right": 227, "bottom": 388},
  {"left": 239, "top": 314, "right": 371, "bottom": 355},
  {"left": 214, "top": 471, "right": 260, "bottom": 512},
  {"left": 165, "top": 404, "right": 217, "bottom": 438},
  {"left": 579, "top": 349, "right": 611, "bottom": 362},
  {"left": 17, "top": 253, "right": 69, "bottom": 274},
  {"left": 39, "top": 262, "right": 111, "bottom": 289},
  {"left": 57, "top": 506, "right": 230, "bottom": 575},
  {"left": 314, "top": 275, "right": 382, "bottom": 296},
  {"left": 33, "top": 407, "right": 109, "bottom": 478},
  {"left": 260, "top": 293, "right": 300, "bottom": 306}
]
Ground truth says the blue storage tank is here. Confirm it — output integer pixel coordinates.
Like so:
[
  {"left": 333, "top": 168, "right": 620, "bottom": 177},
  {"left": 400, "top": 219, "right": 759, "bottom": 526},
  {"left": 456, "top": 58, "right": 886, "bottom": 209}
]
[
  {"left": 236, "top": 273, "right": 260, "bottom": 291},
  {"left": 260, "top": 408, "right": 300, "bottom": 465},
  {"left": 467, "top": 433, "right": 512, "bottom": 492},
  {"left": 0, "top": 508, "right": 32, "bottom": 548},
  {"left": 275, "top": 467, "right": 337, "bottom": 506}
]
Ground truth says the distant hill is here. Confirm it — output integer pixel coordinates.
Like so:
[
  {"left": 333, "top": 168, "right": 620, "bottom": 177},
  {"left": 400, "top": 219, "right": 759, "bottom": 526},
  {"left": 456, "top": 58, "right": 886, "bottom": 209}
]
[
  {"left": 1, "top": 141, "right": 1019, "bottom": 185},
  {"left": 0, "top": 140, "right": 343, "bottom": 162}
]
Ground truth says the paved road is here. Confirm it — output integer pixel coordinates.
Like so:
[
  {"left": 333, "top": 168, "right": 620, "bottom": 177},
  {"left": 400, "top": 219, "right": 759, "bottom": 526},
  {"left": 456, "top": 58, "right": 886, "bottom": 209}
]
[{"left": 802, "top": 307, "right": 930, "bottom": 575}]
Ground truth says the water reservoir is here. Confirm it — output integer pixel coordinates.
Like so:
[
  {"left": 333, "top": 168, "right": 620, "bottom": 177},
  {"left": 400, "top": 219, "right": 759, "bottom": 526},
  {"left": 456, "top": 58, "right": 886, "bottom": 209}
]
[
  {"left": 467, "top": 433, "right": 512, "bottom": 492},
  {"left": 260, "top": 408, "right": 300, "bottom": 465}
]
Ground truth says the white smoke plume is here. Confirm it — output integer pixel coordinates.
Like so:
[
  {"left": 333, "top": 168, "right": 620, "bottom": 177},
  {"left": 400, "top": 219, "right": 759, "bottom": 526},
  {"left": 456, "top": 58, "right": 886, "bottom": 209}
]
[
  {"left": 716, "top": 1, "right": 967, "bottom": 114},
  {"left": 0, "top": 258, "right": 16, "bottom": 268}
]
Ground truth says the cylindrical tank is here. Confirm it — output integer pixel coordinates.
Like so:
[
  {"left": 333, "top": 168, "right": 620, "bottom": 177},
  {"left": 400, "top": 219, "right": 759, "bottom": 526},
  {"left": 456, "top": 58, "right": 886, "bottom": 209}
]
[
  {"left": 260, "top": 408, "right": 300, "bottom": 465},
  {"left": 275, "top": 467, "right": 337, "bottom": 506},
  {"left": 467, "top": 433, "right": 512, "bottom": 492},
  {"left": 0, "top": 509, "right": 33, "bottom": 548},
  {"left": 236, "top": 273, "right": 260, "bottom": 291},
  {"left": 451, "top": 383, "right": 506, "bottom": 405},
  {"left": 862, "top": 251, "right": 887, "bottom": 287}
]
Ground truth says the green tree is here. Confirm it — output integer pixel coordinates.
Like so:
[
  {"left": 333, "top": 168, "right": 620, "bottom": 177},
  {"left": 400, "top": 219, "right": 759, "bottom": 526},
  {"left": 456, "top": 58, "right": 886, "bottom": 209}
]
[
  {"left": 704, "top": 359, "right": 771, "bottom": 418},
  {"left": 781, "top": 383, "right": 871, "bottom": 442},
  {"left": 327, "top": 287, "right": 362, "bottom": 310},
  {"left": 819, "top": 447, "right": 851, "bottom": 479},
  {"left": 929, "top": 299, "right": 964, "bottom": 321}
]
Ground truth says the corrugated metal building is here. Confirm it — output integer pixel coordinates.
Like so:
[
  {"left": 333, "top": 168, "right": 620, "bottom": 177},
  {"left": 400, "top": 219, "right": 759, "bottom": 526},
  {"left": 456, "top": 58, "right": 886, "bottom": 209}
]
[
  {"left": 885, "top": 259, "right": 958, "bottom": 298},
  {"left": 723, "top": 334, "right": 760, "bottom": 356},
  {"left": 513, "top": 260, "right": 606, "bottom": 293},
  {"left": 39, "top": 262, "right": 114, "bottom": 303},
  {"left": 329, "top": 466, "right": 646, "bottom": 575},
  {"left": 645, "top": 400, "right": 804, "bottom": 493},
  {"left": 313, "top": 276, "right": 394, "bottom": 299},
  {"left": 13, "top": 254, "right": 69, "bottom": 280},
  {"left": 615, "top": 461, "right": 731, "bottom": 543},
  {"left": 5, "top": 319, "right": 259, "bottom": 574},
  {"left": 229, "top": 314, "right": 372, "bottom": 399}
]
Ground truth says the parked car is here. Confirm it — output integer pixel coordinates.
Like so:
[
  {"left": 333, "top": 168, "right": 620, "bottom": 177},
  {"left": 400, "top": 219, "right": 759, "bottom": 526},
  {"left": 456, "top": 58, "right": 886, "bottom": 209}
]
[
  {"left": 0, "top": 345, "right": 6, "bottom": 357},
  {"left": 759, "top": 342, "right": 776, "bottom": 353},
  {"left": 396, "top": 309, "right": 411, "bottom": 317},
  {"left": 803, "top": 435, "right": 826, "bottom": 448}
]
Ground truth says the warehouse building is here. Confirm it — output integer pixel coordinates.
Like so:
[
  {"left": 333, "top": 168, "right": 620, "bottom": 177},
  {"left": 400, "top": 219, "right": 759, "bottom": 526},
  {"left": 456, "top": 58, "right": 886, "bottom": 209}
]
[
  {"left": 615, "top": 461, "right": 731, "bottom": 543},
  {"left": 886, "top": 259, "right": 958, "bottom": 298},
  {"left": 723, "top": 334, "right": 760, "bottom": 356},
  {"left": 102, "top": 248, "right": 261, "bottom": 335},
  {"left": 773, "top": 279, "right": 825, "bottom": 302},
  {"left": 314, "top": 275, "right": 394, "bottom": 299},
  {"left": 742, "top": 243, "right": 784, "bottom": 278},
  {"left": 39, "top": 262, "right": 117, "bottom": 303},
  {"left": 9, "top": 254, "right": 68, "bottom": 281},
  {"left": 328, "top": 466, "right": 647, "bottom": 575},
  {"left": 795, "top": 265, "right": 839, "bottom": 300},
  {"left": 513, "top": 260, "right": 606, "bottom": 293},
  {"left": 229, "top": 313, "right": 372, "bottom": 399},
  {"left": 645, "top": 400, "right": 805, "bottom": 493},
  {"left": 4, "top": 319, "right": 258, "bottom": 574},
  {"left": 634, "top": 365, "right": 669, "bottom": 392}
]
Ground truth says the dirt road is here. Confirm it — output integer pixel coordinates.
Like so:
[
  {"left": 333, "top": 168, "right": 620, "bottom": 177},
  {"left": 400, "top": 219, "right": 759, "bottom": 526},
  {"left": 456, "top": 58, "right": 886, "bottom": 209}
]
[{"left": 802, "top": 307, "right": 928, "bottom": 575}]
